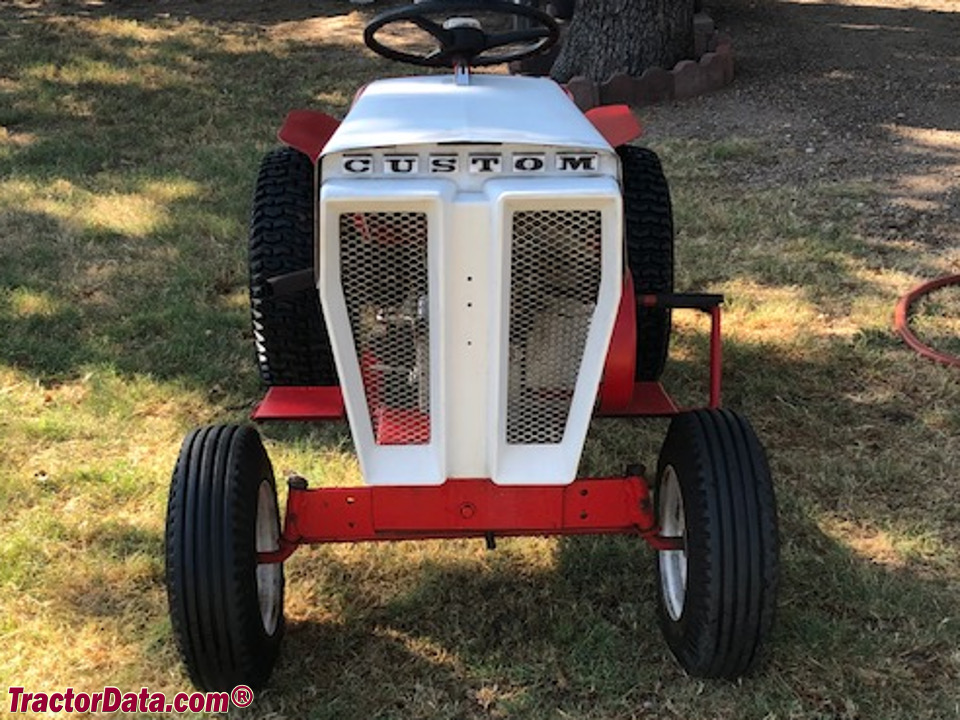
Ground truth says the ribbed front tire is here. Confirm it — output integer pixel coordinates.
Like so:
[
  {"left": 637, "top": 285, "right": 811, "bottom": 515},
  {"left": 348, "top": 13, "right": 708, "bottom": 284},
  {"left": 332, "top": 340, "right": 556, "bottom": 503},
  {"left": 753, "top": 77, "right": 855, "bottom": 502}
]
[
  {"left": 165, "top": 424, "right": 285, "bottom": 691},
  {"left": 654, "top": 409, "right": 779, "bottom": 678}
]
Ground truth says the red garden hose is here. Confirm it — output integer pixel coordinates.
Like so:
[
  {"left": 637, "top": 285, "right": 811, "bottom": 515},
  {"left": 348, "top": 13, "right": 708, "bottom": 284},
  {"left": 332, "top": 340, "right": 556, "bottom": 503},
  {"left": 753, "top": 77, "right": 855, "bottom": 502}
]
[{"left": 894, "top": 274, "right": 960, "bottom": 368}]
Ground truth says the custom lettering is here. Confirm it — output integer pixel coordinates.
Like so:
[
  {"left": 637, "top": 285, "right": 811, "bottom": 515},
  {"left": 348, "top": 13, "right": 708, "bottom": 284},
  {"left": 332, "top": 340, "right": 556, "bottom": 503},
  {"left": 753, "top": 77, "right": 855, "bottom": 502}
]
[
  {"left": 513, "top": 154, "right": 545, "bottom": 172},
  {"left": 429, "top": 155, "right": 458, "bottom": 173},
  {"left": 469, "top": 155, "right": 501, "bottom": 173},
  {"left": 557, "top": 154, "right": 598, "bottom": 171},
  {"left": 384, "top": 155, "right": 418, "bottom": 174},
  {"left": 342, "top": 155, "right": 373, "bottom": 173}
]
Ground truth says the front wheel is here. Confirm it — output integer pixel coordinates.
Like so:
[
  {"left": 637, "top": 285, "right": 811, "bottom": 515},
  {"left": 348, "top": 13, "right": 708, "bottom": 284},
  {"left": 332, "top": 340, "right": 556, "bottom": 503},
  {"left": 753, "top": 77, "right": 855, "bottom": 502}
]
[
  {"left": 654, "top": 409, "right": 779, "bottom": 678},
  {"left": 165, "top": 425, "right": 285, "bottom": 691}
]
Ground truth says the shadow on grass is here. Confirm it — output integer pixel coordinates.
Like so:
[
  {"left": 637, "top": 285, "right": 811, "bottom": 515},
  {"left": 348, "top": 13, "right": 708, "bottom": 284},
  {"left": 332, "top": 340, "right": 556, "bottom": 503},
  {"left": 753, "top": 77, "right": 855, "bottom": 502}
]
[
  {"left": 40, "top": 504, "right": 955, "bottom": 718},
  {"left": 2, "top": 0, "right": 957, "bottom": 398},
  {"left": 27, "top": 328, "right": 954, "bottom": 717},
  {"left": 0, "top": 2, "right": 395, "bottom": 402},
  {"left": 248, "top": 503, "right": 957, "bottom": 720},
  {"left": 63, "top": 0, "right": 367, "bottom": 24}
]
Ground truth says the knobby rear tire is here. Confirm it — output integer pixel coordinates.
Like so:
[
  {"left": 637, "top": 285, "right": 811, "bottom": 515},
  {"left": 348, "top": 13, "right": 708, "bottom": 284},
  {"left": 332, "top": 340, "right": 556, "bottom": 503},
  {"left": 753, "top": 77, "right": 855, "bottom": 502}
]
[
  {"left": 249, "top": 147, "right": 337, "bottom": 386},
  {"left": 620, "top": 145, "right": 675, "bottom": 381}
]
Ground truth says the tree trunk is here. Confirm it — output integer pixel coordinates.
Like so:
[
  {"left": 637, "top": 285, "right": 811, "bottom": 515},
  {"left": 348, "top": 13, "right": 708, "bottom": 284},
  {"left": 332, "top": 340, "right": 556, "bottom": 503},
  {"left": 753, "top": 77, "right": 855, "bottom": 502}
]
[{"left": 550, "top": 0, "right": 695, "bottom": 83}]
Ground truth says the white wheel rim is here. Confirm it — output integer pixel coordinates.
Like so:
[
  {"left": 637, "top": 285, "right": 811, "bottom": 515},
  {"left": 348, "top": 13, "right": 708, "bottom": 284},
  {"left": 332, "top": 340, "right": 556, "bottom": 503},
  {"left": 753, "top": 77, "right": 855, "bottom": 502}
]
[
  {"left": 658, "top": 466, "right": 687, "bottom": 622},
  {"left": 255, "top": 481, "right": 283, "bottom": 636}
]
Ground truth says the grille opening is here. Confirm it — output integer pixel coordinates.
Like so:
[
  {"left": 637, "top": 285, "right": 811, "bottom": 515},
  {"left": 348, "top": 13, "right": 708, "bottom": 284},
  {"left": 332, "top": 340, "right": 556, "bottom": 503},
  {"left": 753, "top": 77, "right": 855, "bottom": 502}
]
[
  {"left": 507, "top": 210, "right": 603, "bottom": 445},
  {"left": 340, "top": 212, "right": 430, "bottom": 445}
]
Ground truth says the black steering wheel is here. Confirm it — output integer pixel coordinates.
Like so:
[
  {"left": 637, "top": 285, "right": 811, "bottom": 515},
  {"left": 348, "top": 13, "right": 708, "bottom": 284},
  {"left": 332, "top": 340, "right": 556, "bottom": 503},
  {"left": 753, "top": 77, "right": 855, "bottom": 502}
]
[{"left": 364, "top": 1, "right": 560, "bottom": 69}]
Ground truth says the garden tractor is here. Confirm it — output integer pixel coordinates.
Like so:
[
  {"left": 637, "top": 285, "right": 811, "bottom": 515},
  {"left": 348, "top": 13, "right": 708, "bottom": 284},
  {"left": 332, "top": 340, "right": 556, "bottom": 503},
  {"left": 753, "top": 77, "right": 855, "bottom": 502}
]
[{"left": 164, "top": 0, "right": 779, "bottom": 693}]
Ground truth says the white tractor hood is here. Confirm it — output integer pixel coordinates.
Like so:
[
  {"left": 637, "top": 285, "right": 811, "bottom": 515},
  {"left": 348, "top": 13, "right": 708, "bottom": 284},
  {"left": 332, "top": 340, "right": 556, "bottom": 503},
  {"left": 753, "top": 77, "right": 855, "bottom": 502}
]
[
  {"left": 317, "top": 73, "right": 623, "bottom": 486},
  {"left": 321, "top": 74, "right": 612, "bottom": 154}
]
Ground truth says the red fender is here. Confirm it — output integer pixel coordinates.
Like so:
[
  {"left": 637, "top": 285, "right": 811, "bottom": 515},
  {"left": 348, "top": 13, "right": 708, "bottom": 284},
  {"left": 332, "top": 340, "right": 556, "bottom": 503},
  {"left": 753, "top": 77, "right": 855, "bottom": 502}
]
[
  {"left": 585, "top": 105, "right": 642, "bottom": 147},
  {"left": 277, "top": 109, "right": 341, "bottom": 164}
]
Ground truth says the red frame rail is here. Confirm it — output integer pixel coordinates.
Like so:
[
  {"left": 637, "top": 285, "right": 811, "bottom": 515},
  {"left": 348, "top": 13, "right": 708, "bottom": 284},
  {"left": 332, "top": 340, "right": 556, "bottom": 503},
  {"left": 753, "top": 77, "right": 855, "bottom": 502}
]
[
  {"left": 252, "top": 289, "right": 724, "bottom": 422},
  {"left": 258, "top": 476, "right": 682, "bottom": 563}
]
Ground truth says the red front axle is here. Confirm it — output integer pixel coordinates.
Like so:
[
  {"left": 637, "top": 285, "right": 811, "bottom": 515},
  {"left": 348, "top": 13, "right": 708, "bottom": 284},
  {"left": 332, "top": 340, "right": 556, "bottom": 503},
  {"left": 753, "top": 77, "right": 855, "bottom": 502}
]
[{"left": 258, "top": 475, "right": 682, "bottom": 564}]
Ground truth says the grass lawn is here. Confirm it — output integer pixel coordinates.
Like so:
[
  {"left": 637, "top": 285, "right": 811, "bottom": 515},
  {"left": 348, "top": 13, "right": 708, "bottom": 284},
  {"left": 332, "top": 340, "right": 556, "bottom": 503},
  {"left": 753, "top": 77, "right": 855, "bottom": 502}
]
[{"left": 1, "top": 1, "right": 958, "bottom": 718}]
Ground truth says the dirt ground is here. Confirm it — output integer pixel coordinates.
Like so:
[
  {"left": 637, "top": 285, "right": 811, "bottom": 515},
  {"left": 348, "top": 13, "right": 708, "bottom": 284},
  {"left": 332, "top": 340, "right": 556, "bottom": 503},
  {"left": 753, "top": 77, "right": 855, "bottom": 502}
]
[
  {"left": 642, "top": 0, "right": 960, "bottom": 253},
  {"left": 79, "top": 0, "right": 960, "bottom": 255}
]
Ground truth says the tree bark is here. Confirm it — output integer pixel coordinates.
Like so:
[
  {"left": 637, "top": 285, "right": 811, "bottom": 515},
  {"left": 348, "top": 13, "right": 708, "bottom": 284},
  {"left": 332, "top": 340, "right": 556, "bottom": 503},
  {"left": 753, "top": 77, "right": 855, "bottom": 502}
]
[{"left": 550, "top": 0, "right": 695, "bottom": 83}]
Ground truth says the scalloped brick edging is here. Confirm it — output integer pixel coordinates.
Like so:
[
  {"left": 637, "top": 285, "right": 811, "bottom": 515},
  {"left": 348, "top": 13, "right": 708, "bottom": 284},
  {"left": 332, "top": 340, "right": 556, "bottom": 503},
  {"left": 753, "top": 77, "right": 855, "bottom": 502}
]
[
  {"left": 564, "top": 33, "right": 733, "bottom": 111},
  {"left": 510, "top": 14, "right": 734, "bottom": 112}
]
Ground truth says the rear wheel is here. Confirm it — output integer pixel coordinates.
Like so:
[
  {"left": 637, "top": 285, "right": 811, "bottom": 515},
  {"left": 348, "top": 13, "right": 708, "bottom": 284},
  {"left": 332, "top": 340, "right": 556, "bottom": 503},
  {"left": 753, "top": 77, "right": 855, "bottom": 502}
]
[
  {"left": 249, "top": 147, "right": 337, "bottom": 386},
  {"left": 165, "top": 424, "right": 285, "bottom": 691},
  {"left": 620, "top": 145, "right": 674, "bottom": 381},
  {"left": 654, "top": 409, "right": 779, "bottom": 678}
]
